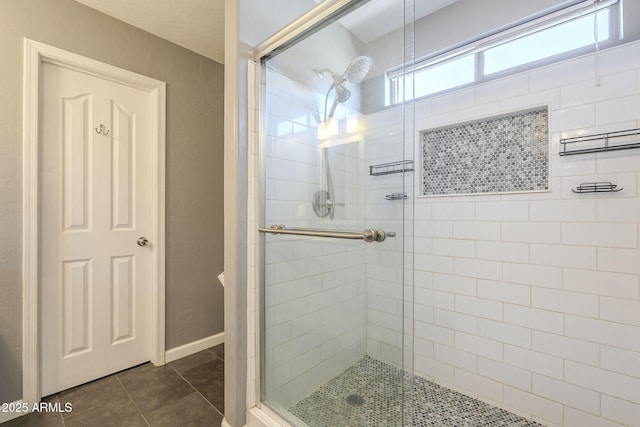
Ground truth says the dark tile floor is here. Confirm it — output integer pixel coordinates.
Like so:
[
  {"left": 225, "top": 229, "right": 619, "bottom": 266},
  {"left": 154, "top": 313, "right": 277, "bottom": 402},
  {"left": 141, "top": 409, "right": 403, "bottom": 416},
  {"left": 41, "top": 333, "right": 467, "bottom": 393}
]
[{"left": 2, "top": 344, "right": 224, "bottom": 427}]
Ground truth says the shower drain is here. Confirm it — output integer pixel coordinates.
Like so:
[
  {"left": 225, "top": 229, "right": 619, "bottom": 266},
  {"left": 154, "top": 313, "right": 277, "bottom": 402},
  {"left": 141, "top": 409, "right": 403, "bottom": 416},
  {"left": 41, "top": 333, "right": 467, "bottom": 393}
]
[{"left": 345, "top": 394, "right": 365, "bottom": 407}]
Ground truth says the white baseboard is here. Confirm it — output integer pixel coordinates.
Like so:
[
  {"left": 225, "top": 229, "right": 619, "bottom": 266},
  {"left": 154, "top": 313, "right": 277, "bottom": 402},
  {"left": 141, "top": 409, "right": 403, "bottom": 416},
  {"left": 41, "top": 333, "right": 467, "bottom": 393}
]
[
  {"left": 0, "top": 400, "right": 26, "bottom": 423},
  {"left": 221, "top": 417, "right": 234, "bottom": 427},
  {"left": 165, "top": 331, "right": 224, "bottom": 363}
]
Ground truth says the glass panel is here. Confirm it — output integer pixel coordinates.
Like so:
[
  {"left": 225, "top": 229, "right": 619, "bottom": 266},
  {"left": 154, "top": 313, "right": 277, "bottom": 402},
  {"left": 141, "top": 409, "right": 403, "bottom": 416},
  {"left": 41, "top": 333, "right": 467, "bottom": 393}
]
[
  {"left": 260, "top": 0, "right": 414, "bottom": 425},
  {"left": 484, "top": 10, "right": 610, "bottom": 74},
  {"left": 412, "top": 54, "right": 475, "bottom": 99}
]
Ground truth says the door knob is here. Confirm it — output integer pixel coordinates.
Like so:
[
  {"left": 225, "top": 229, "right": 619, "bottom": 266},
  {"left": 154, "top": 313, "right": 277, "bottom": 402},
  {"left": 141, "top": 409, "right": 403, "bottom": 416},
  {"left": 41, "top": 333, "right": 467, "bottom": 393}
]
[{"left": 137, "top": 237, "right": 150, "bottom": 247}]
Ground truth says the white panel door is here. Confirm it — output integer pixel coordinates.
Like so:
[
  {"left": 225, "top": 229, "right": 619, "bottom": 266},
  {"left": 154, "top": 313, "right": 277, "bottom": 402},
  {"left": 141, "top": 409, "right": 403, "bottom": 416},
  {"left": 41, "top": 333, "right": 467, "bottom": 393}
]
[{"left": 39, "top": 61, "right": 153, "bottom": 396}]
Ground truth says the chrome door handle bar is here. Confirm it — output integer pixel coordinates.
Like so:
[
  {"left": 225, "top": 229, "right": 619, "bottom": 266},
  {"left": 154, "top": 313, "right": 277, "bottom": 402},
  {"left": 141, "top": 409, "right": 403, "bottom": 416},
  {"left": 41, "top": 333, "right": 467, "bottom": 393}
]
[{"left": 258, "top": 225, "right": 395, "bottom": 243}]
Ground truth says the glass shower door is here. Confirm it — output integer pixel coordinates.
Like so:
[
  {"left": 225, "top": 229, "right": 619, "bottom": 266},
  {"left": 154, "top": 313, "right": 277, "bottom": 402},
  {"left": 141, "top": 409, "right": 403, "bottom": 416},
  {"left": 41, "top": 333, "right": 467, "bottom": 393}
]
[{"left": 258, "top": 1, "right": 415, "bottom": 425}]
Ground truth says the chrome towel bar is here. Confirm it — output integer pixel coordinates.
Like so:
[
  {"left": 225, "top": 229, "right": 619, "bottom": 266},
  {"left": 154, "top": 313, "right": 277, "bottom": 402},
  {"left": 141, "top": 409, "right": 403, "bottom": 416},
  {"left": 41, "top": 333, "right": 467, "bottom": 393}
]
[{"left": 258, "top": 225, "right": 395, "bottom": 243}]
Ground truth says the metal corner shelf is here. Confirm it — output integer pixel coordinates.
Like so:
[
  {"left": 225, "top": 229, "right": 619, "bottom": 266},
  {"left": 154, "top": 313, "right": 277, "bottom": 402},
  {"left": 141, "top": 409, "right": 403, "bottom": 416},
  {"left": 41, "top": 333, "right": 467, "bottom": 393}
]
[
  {"left": 559, "top": 128, "right": 640, "bottom": 156},
  {"left": 369, "top": 160, "right": 414, "bottom": 176}
]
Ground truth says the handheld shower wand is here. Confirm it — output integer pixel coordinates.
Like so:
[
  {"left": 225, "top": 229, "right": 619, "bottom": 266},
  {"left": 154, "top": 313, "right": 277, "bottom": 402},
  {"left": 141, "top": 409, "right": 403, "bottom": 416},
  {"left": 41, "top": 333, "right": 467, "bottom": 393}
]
[{"left": 312, "top": 56, "right": 372, "bottom": 220}]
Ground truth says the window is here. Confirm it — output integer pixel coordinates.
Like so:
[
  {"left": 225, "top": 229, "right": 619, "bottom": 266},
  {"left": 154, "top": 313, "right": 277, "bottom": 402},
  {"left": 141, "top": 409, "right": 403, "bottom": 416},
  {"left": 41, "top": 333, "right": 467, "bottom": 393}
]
[
  {"left": 407, "top": 55, "right": 475, "bottom": 98},
  {"left": 484, "top": 10, "right": 611, "bottom": 74},
  {"left": 388, "top": 0, "right": 620, "bottom": 104}
]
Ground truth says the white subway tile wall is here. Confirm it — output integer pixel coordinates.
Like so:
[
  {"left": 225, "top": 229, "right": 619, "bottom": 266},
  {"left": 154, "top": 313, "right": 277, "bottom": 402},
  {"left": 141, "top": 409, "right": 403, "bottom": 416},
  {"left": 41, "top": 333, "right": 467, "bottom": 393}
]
[{"left": 364, "top": 40, "right": 640, "bottom": 426}]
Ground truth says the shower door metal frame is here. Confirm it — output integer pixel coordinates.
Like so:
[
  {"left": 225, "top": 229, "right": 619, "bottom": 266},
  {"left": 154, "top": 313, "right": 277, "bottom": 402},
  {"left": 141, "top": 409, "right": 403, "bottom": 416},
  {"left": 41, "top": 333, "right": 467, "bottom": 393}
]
[
  {"left": 256, "top": 56, "right": 267, "bottom": 407},
  {"left": 254, "top": 0, "right": 371, "bottom": 61}
]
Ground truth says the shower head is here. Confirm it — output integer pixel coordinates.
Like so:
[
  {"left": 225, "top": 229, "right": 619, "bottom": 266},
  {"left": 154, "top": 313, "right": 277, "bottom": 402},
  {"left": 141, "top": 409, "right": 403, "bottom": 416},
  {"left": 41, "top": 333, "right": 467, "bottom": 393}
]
[
  {"left": 317, "top": 56, "right": 372, "bottom": 124},
  {"left": 334, "top": 84, "right": 351, "bottom": 103},
  {"left": 344, "top": 56, "right": 372, "bottom": 85},
  {"left": 324, "top": 84, "right": 350, "bottom": 124},
  {"left": 315, "top": 56, "right": 373, "bottom": 86}
]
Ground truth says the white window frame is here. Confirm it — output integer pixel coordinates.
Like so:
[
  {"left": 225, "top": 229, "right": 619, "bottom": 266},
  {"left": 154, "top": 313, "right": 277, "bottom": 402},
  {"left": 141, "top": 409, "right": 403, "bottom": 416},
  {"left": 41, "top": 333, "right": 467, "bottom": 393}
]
[{"left": 388, "top": 0, "right": 622, "bottom": 105}]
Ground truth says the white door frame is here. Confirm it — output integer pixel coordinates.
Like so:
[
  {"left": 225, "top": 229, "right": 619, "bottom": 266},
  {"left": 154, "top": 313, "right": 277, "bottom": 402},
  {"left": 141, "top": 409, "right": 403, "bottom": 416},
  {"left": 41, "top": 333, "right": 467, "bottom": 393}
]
[{"left": 22, "top": 38, "right": 166, "bottom": 406}]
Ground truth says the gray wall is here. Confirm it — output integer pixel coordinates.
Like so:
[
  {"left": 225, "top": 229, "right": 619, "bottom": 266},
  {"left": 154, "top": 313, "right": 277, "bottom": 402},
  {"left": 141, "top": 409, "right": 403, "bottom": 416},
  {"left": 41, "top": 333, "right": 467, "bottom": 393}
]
[{"left": 0, "top": 0, "right": 224, "bottom": 404}]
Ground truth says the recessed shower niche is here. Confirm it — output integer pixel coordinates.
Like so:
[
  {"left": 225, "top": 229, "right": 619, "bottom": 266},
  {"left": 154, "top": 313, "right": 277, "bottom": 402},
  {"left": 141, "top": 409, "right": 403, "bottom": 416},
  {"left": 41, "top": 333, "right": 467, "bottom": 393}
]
[{"left": 421, "top": 107, "right": 549, "bottom": 196}]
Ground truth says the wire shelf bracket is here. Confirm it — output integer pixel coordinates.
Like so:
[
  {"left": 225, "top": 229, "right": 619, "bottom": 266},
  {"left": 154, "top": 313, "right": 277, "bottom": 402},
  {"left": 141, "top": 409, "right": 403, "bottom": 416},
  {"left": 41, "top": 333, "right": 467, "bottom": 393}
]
[
  {"left": 571, "top": 182, "right": 623, "bottom": 193},
  {"left": 369, "top": 160, "right": 414, "bottom": 176},
  {"left": 384, "top": 192, "right": 408, "bottom": 200},
  {"left": 559, "top": 128, "right": 640, "bottom": 156}
]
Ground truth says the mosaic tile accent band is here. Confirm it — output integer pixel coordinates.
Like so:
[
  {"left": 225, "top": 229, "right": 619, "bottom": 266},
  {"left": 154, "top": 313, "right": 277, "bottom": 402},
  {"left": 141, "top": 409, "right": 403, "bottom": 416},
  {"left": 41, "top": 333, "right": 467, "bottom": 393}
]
[
  {"left": 289, "top": 356, "right": 543, "bottom": 427},
  {"left": 421, "top": 107, "right": 549, "bottom": 196}
]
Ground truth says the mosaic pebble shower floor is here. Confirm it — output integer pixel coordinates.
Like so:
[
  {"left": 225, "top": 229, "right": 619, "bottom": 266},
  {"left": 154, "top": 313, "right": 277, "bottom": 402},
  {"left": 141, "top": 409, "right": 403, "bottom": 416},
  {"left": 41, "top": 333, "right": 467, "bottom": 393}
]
[{"left": 289, "top": 356, "right": 544, "bottom": 427}]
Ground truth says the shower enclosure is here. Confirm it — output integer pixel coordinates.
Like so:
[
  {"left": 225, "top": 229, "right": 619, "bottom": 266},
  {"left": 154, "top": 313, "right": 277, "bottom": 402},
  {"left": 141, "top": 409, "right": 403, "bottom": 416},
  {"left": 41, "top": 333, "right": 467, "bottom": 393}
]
[{"left": 254, "top": 0, "right": 415, "bottom": 425}]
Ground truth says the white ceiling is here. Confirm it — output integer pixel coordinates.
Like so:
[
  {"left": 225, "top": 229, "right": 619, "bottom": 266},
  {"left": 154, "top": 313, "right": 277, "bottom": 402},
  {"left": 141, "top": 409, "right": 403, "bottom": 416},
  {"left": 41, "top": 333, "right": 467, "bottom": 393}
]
[{"left": 339, "top": 0, "right": 459, "bottom": 43}]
